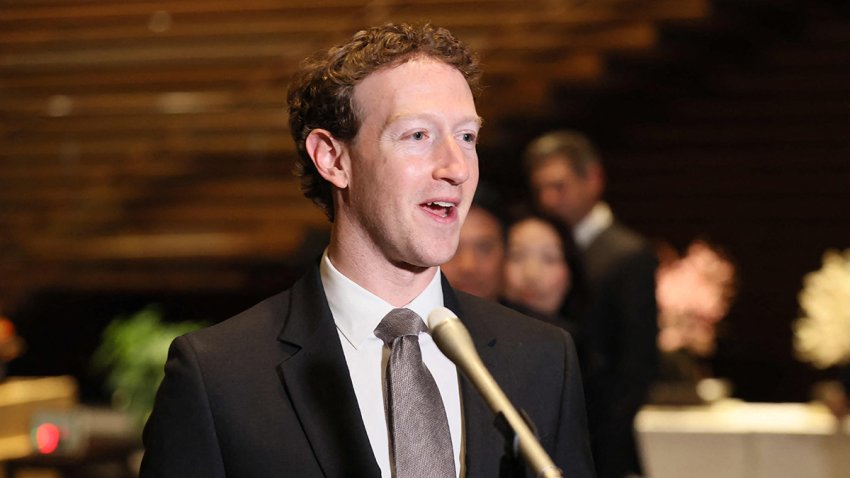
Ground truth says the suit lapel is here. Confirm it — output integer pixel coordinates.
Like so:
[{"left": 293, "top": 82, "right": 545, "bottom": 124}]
[
  {"left": 276, "top": 267, "right": 380, "bottom": 478},
  {"left": 274, "top": 270, "right": 512, "bottom": 477},
  {"left": 443, "top": 279, "right": 512, "bottom": 477}
]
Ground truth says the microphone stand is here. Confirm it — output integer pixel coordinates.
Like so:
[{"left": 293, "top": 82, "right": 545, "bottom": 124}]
[
  {"left": 493, "top": 409, "right": 547, "bottom": 477},
  {"left": 429, "top": 312, "right": 563, "bottom": 478}
]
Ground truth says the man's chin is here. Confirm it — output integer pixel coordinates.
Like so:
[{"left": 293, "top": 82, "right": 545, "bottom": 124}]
[
  {"left": 392, "top": 257, "right": 440, "bottom": 274},
  {"left": 407, "top": 255, "right": 456, "bottom": 272},
  {"left": 390, "top": 241, "right": 460, "bottom": 272}
]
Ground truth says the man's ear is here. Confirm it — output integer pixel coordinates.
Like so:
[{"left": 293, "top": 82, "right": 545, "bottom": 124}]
[
  {"left": 587, "top": 162, "right": 606, "bottom": 197},
  {"left": 305, "top": 128, "right": 349, "bottom": 189}
]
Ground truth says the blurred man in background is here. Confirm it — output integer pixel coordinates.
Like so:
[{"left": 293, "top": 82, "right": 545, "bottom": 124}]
[
  {"left": 524, "top": 129, "right": 658, "bottom": 478},
  {"left": 441, "top": 185, "right": 506, "bottom": 301}
]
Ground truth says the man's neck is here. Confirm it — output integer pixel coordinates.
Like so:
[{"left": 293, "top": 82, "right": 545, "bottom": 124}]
[{"left": 326, "top": 231, "right": 438, "bottom": 308}]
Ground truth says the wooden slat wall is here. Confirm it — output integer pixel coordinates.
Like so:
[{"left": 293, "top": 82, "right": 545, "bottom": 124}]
[{"left": 0, "top": 0, "right": 712, "bottom": 308}]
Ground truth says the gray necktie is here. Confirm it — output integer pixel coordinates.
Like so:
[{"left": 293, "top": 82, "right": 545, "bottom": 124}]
[{"left": 375, "top": 308, "right": 456, "bottom": 478}]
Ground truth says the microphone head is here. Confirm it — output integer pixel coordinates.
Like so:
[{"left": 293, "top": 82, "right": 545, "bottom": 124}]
[{"left": 427, "top": 306, "right": 458, "bottom": 330}]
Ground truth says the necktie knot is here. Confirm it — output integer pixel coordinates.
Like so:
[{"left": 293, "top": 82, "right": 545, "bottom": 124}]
[{"left": 375, "top": 308, "right": 427, "bottom": 345}]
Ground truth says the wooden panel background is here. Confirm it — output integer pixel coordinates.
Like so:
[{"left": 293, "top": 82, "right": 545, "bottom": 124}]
[{"left": 1, "top": 0, "right": 848, "bottom": 402}]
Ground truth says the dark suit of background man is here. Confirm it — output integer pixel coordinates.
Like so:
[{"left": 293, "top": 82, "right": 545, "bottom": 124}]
[
  {"left": 524, "top": 130, "right": 658, "bottom": 478},
  {"left": 141, "top": 24, "right": 595, "bottom": 478}
]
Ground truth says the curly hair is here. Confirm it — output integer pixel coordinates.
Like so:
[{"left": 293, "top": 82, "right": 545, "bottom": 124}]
[{"left": 287, "top": 23, "right": 481, "bottom": 221}]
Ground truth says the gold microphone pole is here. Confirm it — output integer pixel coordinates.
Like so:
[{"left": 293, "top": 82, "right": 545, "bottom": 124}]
[{"left": 428, "top": 307, "right": 563, "bottom": 478}]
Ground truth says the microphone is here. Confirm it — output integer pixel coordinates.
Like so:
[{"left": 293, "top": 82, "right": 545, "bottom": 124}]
[{"left": 427, "top": 307, "right": 563, "bottom": 478}]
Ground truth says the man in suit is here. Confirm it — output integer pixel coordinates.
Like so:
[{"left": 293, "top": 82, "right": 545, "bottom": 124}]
[
  {"left": 523, "top": 130, "right": 658, "bottom": 478},
  {"left": 141, "top": 24, "right": 594, "bottom": 478}
]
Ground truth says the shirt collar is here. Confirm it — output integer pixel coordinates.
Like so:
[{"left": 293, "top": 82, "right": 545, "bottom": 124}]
[
  {"left": 319, "top": 249, "right": 444, "bottom": 349},
  {"left": 573, "top": 202, "right": 613, "bottom": 249}
]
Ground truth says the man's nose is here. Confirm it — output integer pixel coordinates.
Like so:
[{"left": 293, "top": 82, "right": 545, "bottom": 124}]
[
  {"left": 520, "top": 260, "right": 538, "bottom": 279},
  {"left": 434, "top": 137, "right": 471, "bottom": 185}
]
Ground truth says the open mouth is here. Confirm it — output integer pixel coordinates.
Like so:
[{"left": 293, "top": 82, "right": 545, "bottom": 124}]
[{"left": 421, "top": 201, "right": 455, "bottom": 218}]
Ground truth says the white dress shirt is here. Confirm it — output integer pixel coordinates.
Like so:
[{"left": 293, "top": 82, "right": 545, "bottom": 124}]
[
  {"left": 320, "top": 251, "right": 462, "bottom": 477},
  {"left": 573, "top": 201, "right": 614, "bottom": 250}
]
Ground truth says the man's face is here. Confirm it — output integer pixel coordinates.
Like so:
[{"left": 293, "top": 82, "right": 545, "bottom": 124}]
[
  {"left": 529, "top": 156, "right": 596, "bottom": 227},
  {"left": 441, "top": 206, "right": 504, "bottom": 300},
  {"left": 342, "top": 57, "right": 481, "bottom": 269}
]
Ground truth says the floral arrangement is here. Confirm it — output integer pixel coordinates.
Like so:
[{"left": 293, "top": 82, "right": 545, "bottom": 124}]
[
  {"left": 793, "top": 248, "right": 850, "bottom": 369},
  {"left": 655, "top": 240, "right": 737, "bottom": 357}
]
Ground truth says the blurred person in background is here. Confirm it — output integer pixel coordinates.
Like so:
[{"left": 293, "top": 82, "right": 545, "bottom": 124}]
[
  {"left": 501, "top": 212, "right": 585, "bottom": 338},
  {"left": 441, "top": 184, "right": 506, "bottom": 301},
  {"left": 524, "top": 129, "right": 658, "bottom": 478}
]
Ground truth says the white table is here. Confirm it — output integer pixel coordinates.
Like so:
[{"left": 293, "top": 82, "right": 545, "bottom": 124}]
[{"left": 636, "top": 400, "right": 850, "bottom": 478}]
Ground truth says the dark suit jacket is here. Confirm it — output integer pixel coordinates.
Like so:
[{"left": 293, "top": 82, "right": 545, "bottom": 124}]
[
  {"left": 140, "top": 265, "right": 595, "bottom": 478},
  {"left": 578, "top": 221, "right": 658, "bottom": 478}
]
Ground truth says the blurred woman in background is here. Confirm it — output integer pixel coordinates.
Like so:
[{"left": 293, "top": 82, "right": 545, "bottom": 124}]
[{"left": 501, "top": 212, "right": 585, "bottom": 336}]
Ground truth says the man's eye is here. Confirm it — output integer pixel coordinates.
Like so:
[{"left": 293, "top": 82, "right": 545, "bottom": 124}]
[
  {"left": 461, "top": 133, "right": 477, "bottom": 143},
  {"left": 411, "top": 131, "right": 426, "bottom": 141}
]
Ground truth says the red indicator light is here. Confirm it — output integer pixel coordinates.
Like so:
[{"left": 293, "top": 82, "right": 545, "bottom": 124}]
[{"left": 35, "top": 423, "right": 61, "bottom": 454}]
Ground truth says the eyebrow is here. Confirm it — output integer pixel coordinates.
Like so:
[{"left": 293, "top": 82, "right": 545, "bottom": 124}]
[{"left": 385, "top": 112, "right": 484, "bottom": 130}]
